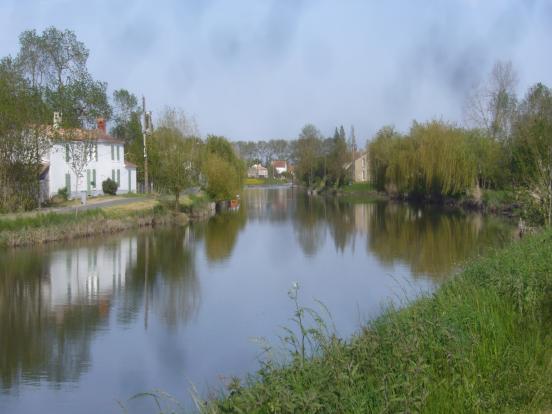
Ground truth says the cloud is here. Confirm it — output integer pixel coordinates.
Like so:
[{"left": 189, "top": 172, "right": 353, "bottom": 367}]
[{"left": 1, "top": 0, "right": 551, "bottom": 143}]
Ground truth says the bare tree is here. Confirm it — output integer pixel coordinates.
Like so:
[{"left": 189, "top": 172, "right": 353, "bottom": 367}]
[
  {"left": 64, "top": 131, "right": 95, "bottom": 195},
  {"left": 465, "top": 60, "right": 518, "bottom": 141}
]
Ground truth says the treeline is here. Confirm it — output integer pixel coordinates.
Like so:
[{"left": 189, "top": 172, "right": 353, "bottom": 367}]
[
  {"left": 0, "top": 27, "right": 243, "bottom": 212},
  {"left": 369, "top": 62, "right": 552, "bottom": 226},
  {"left": 237, "top": 124, "right": 356, "bottom": 189}
]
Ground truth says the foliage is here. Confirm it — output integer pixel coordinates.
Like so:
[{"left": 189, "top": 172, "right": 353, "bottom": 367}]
[
  {"left": 207, "top": 230, "right": 552, "bottom": 413},
  {"left": 0, "top": 57, "right": 50, "bottom": 212},
  {"left": 511, "top": 83, "right": 552, "bottom": 226},
  {"left": 15, "top": 27, "right": 111, "bottom": 128},
  {"left": 57, "top": 186, "right": 69, "bottom": 200},
  {"left": 203, "top": 135, "right": 244, "bottom": 201},
  {"left": 102, "top": 178, "right": 118, "bottom": 195},
  {"left": 369, "top": 121, "right": 479, "bottom": 198},
  {"left": 149, "top": 123, "right": 201, "bottom": 209}
]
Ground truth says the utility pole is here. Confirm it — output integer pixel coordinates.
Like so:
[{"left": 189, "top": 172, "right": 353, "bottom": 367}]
[
  {"left": 351, "top": 125, "right": 356, "bottom": 182},
  {"left": 142, "top": 96, "right": 149, "bottom": 193}
]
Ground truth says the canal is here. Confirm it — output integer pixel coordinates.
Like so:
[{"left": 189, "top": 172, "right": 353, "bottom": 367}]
[{"left": 0, "top": 186, "right": 515, "bottom": 413}]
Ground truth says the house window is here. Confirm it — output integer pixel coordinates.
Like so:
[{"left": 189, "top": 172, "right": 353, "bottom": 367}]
[{"left": 111, "top": 145, "right": 114, "bottom": 160}]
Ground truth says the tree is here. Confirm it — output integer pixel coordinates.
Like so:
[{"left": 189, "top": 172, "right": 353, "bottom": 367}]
[
  {"left": 15, "top": 27, "right": 111, "bottom": 128},
  {"left": 0, "top": 57, "right": 50, "bottom": 211},
  {"left": 512, "top": 83, "right": 552, "bottom": 226},
  {"left": 294, "top": 124, "right": 323, "bottom": 187},
  {"left": 63, "top": 132, "right": 96, "bottom": 194},
  {"left": 149, "top": 126, "right": 200, "bottom": 209},
  {"left": 465, "top": 60, "right": 518, "bottom": 141},
  {"left": 203, "top": 135, "right": 244, "bottom": 201}
]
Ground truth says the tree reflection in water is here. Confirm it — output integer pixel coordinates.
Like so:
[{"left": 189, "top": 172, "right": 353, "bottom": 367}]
[{"left": 0, "top": 188, "right": 515, "bottom": 396}]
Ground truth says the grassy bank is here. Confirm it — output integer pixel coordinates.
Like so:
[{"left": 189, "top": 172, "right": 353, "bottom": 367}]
[
  {"left": 0, "top": 199, "right": 185, "bottom": 248},
  {"left": 245, "top": 177, "right": 289, "bottom": 186},
  {"left": 206, "top": 230, "right": 552, "bottom": 413}
]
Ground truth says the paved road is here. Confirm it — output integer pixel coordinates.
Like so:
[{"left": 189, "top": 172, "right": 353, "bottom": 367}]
[{"left": 48, "top": 197, "right": 148, "bottom": 213}]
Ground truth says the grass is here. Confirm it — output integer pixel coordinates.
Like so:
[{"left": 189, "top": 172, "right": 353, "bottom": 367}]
[
  {"left": 341, "top": 181, "right": 376, "bottom": 193},
  {"left": 202, "top": 229, "right": 552, "bottom": 413},
  {"left": 0, "top": 198, "right": 177, "bottom": 248},
  {"left": 245, "top": 177, "right": 288, "bottom": 186}
]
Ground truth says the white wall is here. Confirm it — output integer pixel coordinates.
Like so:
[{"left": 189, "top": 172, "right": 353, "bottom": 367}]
[
  {"left": 47, "top": 141, "right": 137, "bottom": 198},
  {"left": 42, "top": 237, "right": 137, "bottom": 310}
]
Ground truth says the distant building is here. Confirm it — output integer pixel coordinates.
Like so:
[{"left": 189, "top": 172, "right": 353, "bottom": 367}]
[
  {"left": 345, "top": 151, "right": 370, "bottom": 183},
  {"left": 271, "top": 160, "right": 288, "bottom": 175},
  {"left": 247, "top": 163, "right": 268, "bottom": 178}
]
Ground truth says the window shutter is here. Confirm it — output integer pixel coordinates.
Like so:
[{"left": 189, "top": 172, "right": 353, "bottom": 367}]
[
  {"left": 65, "top": 145, "right": 69, "bottom": 162},
  {"left": 112, "top": 169, "right": 115, "bottom": 181},
  {"left": 116, "top": 145, "right": 120, "bottom": 161},
  {"left": 117, "top": 169, "right": 120, "bottom": 185},
  {"left": 93, "top": 170, "right": 96, "bottom": 187},
  {"left": 95, "top": 144, "right": 98, "bottom": 161},
  {"left": 65, "top": 174, "right": 71, "bottom": 192},
  {"left": 128, "top": 170, "right": 131, "bottom": 192},
  {"left": 111, "top": 145, "right": 114, "bottom": 160}
]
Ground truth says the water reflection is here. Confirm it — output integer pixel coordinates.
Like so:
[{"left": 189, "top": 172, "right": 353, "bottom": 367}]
[
  {"left": 244, "top": 188, "right": 514, "bottom": 279},
  {"left": 0, "top": 187, "right": 514, "bottom": 405},
  {"left": 0, "top": 229, "right": 200, "bottom": 391}
]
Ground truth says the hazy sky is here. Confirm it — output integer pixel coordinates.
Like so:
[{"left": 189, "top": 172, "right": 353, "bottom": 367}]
[{"left": 1, "top": 0, "right": 551, "bottom": 143}]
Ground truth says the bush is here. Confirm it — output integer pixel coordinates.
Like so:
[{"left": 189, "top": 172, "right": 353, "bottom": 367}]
[
  {"left": 102, "top": 178, "right": 118, "bottom": 195},
  {"left": 57, "top": 186, "right": 69, "bottom": 200}
]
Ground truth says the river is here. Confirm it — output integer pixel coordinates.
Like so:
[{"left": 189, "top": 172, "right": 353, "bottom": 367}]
[{"left": 0, "top": 186, "right": 515, "bottom": 413}]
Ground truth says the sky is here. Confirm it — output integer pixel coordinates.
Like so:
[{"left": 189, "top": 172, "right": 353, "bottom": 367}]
[{"left": 1, "top": 0, "right": 551, "bottom": 144}]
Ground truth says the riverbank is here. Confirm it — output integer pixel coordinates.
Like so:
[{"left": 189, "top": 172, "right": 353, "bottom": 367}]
[
  {"left": 206, "top": 229, "right": 552, "bottom": 413},
  {"left": 328, "top": 183, "right": 521, "bottom": 218},
  {"left": 0, "top": 194, "right": 216, "bottom": 248}
]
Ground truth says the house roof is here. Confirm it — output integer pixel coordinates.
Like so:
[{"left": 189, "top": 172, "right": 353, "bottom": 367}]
[
  {"left": 271, "top": 160, "right": 287, "bottom": 168},
  {"left": 44, "top": 126, "right": 125, "bottom": 144}
]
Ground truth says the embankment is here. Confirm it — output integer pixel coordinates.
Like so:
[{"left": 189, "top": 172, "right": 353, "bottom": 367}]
[
  {"left": 208, "top": 229, "right": 552, "bottom": 413},
  {"left": 0, "top": 199, "right": 216, "bottom": 248}
]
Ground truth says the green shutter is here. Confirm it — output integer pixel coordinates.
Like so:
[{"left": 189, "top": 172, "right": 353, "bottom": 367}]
[
  {"left": 117, "top": 169, "right": 120, "bottom": 185},
  {"left": 65, "top": 145, "right": 69, "bottom": 162},
  {"left": 93, "top": 170, "right": 96, "bottom": 188},
  {"left": 95, "top": 144, "right": 98, "bottom": 161},
  {"left": 111, "top": 145, "right": 114, "bottom": 160},
  {"left": 128, "top": 170, "right": 131, "bottom": 192},
  {"left": 65, "top": 173, "right": 71, "bottom": 192},
  {"left": 112, "top": 169, "right": 115, "bottom": 181},
  {"left": 87, "top": 170, "right": 91, "bottom": 192},
  {"left": 116, "top": 145, "right": 120, "bottom": 161}
]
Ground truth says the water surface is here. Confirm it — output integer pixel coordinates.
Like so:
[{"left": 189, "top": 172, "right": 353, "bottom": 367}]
[{"left": 0, "top": 187, "right": 515, "bottom": 413}]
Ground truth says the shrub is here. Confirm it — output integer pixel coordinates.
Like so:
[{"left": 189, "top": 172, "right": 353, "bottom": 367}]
[
  {"left": 57, "top": 186, "right": 69, "bottom": 200},
  {"left": 102, "top": 178, "right": 118, "bottom": 195}
]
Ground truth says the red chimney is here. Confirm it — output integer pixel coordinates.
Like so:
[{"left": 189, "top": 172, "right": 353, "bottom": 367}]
[{"left": 97, "top": 118, "right": 106, "bottom": 133}]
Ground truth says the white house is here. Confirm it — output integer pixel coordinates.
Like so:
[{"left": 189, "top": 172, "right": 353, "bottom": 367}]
[
  {"left": 247, "top": 163, "right": 268, "bottom": 178},
  {"left": 41, "top": 117, "right": 137, "bottom": 199}
]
